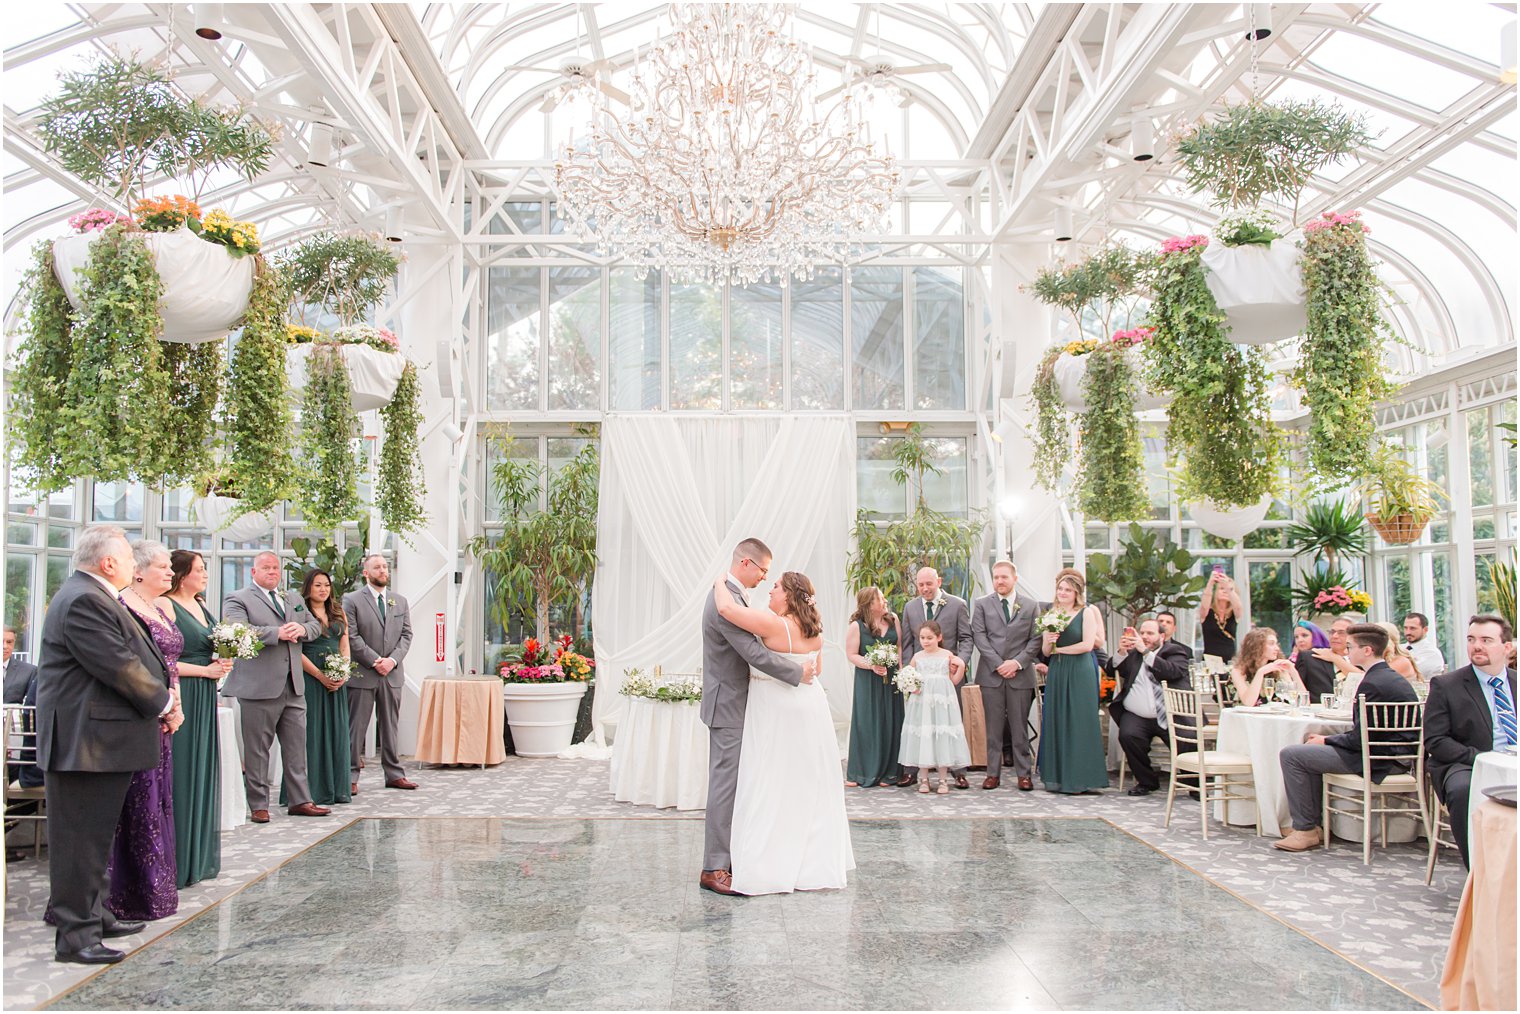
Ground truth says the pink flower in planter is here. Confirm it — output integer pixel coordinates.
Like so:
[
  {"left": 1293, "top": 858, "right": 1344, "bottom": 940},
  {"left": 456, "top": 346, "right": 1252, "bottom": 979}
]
[
  {"left": 1110, "top": 326, "right": 1154, "bottom": 349},
  {"left": 68, "top": 209, "right": 134, "bottom": 233},
  {"left": 1161, "top": 234, "right": 1210, "bottom": 255}
]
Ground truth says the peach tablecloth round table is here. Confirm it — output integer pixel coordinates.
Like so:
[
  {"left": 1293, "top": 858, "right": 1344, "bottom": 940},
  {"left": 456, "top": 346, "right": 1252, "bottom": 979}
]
[
  {"left": 1441, "top": 798, "right": 1517, "bottom": 1011},
  {"left": 415, "top": 675, "right": 507, "bottom": 767}
]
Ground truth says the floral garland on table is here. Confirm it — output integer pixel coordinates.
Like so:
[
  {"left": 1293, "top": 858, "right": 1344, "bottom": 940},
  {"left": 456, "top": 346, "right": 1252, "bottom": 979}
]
[
  {"left": 501, "top": 635, "right": 594, "bottom": 684},
  {"left": 1294, "top": 210, "right": 1396, "bottom": 487},
  {"left": 1311, "top": 586, "right": 1372, "bottom": 615},
  {"left": 619, "top": 667, "right": 702, "bottom": 703}
]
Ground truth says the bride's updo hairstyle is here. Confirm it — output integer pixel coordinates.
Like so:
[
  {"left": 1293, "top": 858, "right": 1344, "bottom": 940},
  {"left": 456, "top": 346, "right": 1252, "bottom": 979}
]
[{"left": 779, "top": 571, "right": 822, "bottom": 638}]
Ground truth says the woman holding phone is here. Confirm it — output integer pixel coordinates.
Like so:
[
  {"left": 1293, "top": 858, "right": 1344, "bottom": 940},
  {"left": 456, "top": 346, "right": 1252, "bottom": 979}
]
[{"left": 1197, "top": 567, "right": 1243, "bottom": 664}]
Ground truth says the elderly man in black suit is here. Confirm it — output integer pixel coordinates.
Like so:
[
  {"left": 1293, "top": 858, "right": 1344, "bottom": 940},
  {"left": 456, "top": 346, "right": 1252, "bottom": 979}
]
[
  {"left": 37, "top": 526, "right": 182, "bottom": 964},
  {"left": 1107, "top": 617, "right": 1194, "bottom": 796},
  {"left": 1424, "top": 614, "right": 1517, "bottom": 867}
]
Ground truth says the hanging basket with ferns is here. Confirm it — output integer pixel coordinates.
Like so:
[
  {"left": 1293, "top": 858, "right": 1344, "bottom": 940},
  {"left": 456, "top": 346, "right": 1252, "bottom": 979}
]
[{"left": 1364, "top": 512, "right": 1430, "bottom": 546}]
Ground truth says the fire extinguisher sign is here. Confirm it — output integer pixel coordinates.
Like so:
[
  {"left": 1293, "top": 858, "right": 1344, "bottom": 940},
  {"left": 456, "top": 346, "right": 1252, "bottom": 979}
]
[{"left": 435, "top": 612, "right": 446, "bottom": 662}]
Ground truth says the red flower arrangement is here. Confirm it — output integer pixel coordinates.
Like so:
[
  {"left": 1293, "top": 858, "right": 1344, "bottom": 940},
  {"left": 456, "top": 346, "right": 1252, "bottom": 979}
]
[{"left": 500, "top": 634, "right": 595, "bottom": 683}]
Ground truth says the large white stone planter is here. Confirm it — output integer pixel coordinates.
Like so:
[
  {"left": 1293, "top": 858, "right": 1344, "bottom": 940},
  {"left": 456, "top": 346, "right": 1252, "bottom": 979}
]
[
  {"left": 1189, "top": 495, "right": 1273, "bottom": 542},
  {"left": 52, "top": 229, "right": 255, "bottom": 344},
  {"left": 503, "top": 681, "right": 590, "bottom": 758},
  {"left": 1201, "top": 236, "right": 1306, "bottom": 345},
  {"left": 1052, "top": 350, "right": 1167, "bottom": 413},
  {"left": 286, "top": 343, "right": 407, "bottom": 412},
  {"left": 192, "top": 495, "right": 276, "bottom": 544}
]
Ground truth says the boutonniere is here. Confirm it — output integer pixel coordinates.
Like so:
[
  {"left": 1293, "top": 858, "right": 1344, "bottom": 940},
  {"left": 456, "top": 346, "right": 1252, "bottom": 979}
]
[
  {"left": 386, "top": 598, "right": 396, "bottom": 608},
  {"left": 1010, "top": 601, "right": 1022, "bottom": 617}
]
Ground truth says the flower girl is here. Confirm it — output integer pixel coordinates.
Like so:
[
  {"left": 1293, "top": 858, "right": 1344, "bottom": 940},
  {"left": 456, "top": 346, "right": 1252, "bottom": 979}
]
[{"left": 897, "top": 621, "right": 971, "bottom": 794}]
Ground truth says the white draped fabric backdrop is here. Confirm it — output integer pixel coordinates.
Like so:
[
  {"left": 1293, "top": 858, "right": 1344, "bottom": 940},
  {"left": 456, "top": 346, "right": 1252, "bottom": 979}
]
[{"left": 591, "top": 415, "right": 858, "bottom": 752}]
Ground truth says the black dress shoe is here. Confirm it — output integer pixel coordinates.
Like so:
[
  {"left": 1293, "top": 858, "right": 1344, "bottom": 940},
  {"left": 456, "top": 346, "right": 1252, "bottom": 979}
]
[
  {"left": 102, "top": 920, "right": 146, "bottom": 938},
  {"left": 56, "top": 944, "right": 125, "bottom": 965},
  {"left": 1127, "top": 786, "right": 1155, "bottom": 797}
]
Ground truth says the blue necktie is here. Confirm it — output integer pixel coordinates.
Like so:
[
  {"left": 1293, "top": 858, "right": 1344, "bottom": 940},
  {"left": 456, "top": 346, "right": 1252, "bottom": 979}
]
[{"left": 1490, "top": 675, "right": 1517, "bottom": 746}]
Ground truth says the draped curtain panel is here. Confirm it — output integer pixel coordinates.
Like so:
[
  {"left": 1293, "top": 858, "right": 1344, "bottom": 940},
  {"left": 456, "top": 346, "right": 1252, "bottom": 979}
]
[{"left": 591, "top": 415, "right": 858, "bottom": 748}]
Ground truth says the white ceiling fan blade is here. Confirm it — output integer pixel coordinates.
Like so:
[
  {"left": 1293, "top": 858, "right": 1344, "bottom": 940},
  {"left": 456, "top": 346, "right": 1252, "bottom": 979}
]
[
  {"left": 892, "top": 63, "right": 953, "bottom": 75},
  {"left": 814, "top": 83, "right": 848, "bottom": 102},
  {"left": 598, "top": 81, "right": 631, "bottom": 105}
]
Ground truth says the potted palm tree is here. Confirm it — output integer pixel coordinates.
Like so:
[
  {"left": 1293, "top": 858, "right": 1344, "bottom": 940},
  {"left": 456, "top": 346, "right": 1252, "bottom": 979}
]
[
  {"left": 1284, "top": 499, "right": 1368, "bottom": 574},
  {"left": 1360, "top": 446, "right": 1448, "bottom": 546}
]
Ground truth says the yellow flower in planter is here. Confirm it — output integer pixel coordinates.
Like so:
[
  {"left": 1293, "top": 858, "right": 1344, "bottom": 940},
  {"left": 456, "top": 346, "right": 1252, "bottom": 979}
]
[
  {"left": 200, "top": 208, "right": 261, "bottom": 256},
  {"left": 285, "top": 324, "right": 323, "bottom": 344}
]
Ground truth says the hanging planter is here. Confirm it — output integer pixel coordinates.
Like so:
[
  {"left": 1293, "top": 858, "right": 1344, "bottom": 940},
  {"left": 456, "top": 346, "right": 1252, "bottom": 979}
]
[
  {"left": 192, "top": 495, "right": 276, "bottom": 544},
  {"left": 1051, "top": 344, "right": 1168, "bottom": 413},
  {"left": 1189, "top": 495, "right": 1273, "bottom": 542},
  {"left": 1359, "top": 445, "right": 1447, "bottom": 547},
  {"left": 1200, "top": 217, "right": 1306, "bottom": 346},
  {"left": 286, "top": 327, "right": 408, "bottom": 412}
]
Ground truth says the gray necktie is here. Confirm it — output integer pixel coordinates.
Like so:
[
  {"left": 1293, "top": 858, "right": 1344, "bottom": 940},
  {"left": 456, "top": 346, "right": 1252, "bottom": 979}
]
[{"left": 1147, "top": 656, "right": 1168, "bottom": 729}]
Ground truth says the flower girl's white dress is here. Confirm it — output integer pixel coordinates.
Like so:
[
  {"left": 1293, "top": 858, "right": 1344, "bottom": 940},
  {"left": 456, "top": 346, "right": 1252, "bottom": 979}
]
[
  {"left": 898, "top": 653, "right": 972, "bottom": 769},
  {"left": 728, "top": 625, "right": 855, "bottom": 896}
]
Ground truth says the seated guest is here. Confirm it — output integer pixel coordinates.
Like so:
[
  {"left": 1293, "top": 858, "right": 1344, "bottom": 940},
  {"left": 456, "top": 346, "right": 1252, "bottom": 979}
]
[
  {"left": 3, "top": 627, "right": 38, "bottom": 705},
  {"left": 1288, "top": 621, "right": 1337, "bottom": 701},
  {"left": 5, "top": 666, "right": 43, "bottom": 861},
  {"left": 1375, "top": 621, "right": 1422, "bottom": 684},
  {"left": 1107, "top": 618, "right": 1192, "bottom": 796},
  {"left": 1311, "top": 617, "right": 1363, "bottom": 697},
  {"left": 1230, "top": 628, "right": 1299, "bottom": 707},
  {"left": 1403, "top": 611, "right": 1445, "bottom": 678},
  {"left": 1424, "top": 614, "right": 1516, "bottom": 868},
  {"left": 1274, "top": 623, "right": 1418, "bottom": 851},
  {"left": 1155, "top": 611, "right": 1192, "bottom": 658}
]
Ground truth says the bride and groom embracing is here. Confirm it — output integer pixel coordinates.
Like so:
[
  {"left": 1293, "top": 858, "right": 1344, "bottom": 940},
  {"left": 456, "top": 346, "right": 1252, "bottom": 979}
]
[{"left": 698, "top": 538, "right": 855, "bottom": 896}]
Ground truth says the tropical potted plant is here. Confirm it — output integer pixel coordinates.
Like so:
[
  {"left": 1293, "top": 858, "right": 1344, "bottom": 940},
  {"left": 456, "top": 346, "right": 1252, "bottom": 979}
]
[
  {"left": 1085, "top": 523, "right": 1209, "bottom": 627},
  {"left": 1284, "top": 499, "right": 1368, "bottom": 574},
  {"left": 499, "top": 635, "right": 595, "bottom": 757},
  {"left": 1358, "top": 445, "right": 1448, "bottom": 545}
]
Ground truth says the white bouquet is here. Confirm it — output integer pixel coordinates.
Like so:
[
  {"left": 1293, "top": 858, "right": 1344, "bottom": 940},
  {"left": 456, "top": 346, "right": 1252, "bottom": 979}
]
[
  {"left": 893, "top": 665, "right": 922, "bottom": 696},
  {"left": 211, "top": 622, "right": 263, "bottom": 659},
  {"left": 1036, "top": 608, "right": 1074, "bottom": 635},
  {"left": 864, "top": 641, "right": 899, "bottom": 677},
  {"left": 323, "top": 654, "right": 356, "bottom": 685}
]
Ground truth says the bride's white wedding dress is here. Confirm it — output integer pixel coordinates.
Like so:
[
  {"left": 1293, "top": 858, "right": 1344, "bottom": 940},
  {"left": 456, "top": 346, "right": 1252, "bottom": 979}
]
[{"left": 728, "top": 628, "right": 855, "bottom": 896}]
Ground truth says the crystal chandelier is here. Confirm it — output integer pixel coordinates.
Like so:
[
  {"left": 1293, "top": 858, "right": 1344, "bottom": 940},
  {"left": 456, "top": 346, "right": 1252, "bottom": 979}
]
[{"left": 554, "top": 3, "right": 901, "bottom": 285}]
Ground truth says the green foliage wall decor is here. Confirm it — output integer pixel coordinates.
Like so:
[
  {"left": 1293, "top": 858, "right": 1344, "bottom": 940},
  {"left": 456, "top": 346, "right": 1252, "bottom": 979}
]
[
  {"left": 377, "top": 362, "right": 427, "bottom": 537},
  {"left": 1075, "top": 345, "right": 1150, "bottom": 523},
  {"left": 7, "top": 244, "right": 78, "bottom": 492},
  {"left": 296, "top": 342, "right": 363, "bottom": 531},
  {"left": 224, "top": 260, "right": 297, "bottom": 512},
  {"left": 282, "top": 233, "right": 401, "bottom": 326}
]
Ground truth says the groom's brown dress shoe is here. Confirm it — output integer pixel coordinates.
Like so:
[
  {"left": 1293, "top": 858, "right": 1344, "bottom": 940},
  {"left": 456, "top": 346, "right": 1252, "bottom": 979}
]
[
  {"left": 699, "top": 869, "right": 739, "bottom": 895},
  {"left": 953, "top": 774, "right": 970, "bottom": 790},
  {"left": 385, "top": 778, "right": 418, "bottom": 790},
  {"left": 1017, "top": 776, "right": 1034, "bottom": 791},
  {"left": 288, "top": 802, "right": 331, "bottom": 817},
  {"left": 250, "top": 810, "right": 270, "bottom": 823},
  {"left": 982, "top": 777, "right": 1000, "bottom": 790},
  {"left": 896, "top": 774, "right": 916, "bottom": 788}
]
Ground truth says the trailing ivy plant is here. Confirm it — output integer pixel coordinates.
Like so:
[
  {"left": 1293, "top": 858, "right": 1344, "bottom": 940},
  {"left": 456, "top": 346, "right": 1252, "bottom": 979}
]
[
  {"left": 224, "top": 260, "right": 297, "bottom": 512},
  {"left": 377, "top": 362, "right": 426, "bottom": 538},
  {"left": 296, "top": 342, "right": 363, "bottom": 532},
  {"left": 281, "top": 233, "right": 400, "bottom": 325},
  {"left": 7, "top": 244, "right": 78, "bottom": 492},
  {"left": 1144, "top": 236, "right": 1283, "bottom": 508},
  {"left": 61, "top": 224, "right": 175, "bottom": 483},
  {"left": 1075, "top": 342, "right": 1150, "bottom": 523},
  {"left": 1294, "top": 211, "right": 1396, "bottom": 486},
  {"left": 1030, "top": 346, "right": 1071, "bottom": 491},
  {"left": 159, "top": 339, "right": 222, "bottom": 487},
  {"left": 1173, "top": 100, "right": 1372, "bottom": 221}
]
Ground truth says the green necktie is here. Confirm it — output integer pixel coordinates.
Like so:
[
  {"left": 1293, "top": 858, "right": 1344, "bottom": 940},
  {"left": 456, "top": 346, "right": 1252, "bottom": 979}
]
[
  {"left": 377, "top": 593, "right": 387, "bottom": 624},
  {"left": 268, "top": 589, "right": 284, "bottom": 618},
  {"left": 926, "top": 601, "right": 935, "bottom": 621},
  {"left": 1001, "top": 598, "right": 1011, "bottom": 623}
]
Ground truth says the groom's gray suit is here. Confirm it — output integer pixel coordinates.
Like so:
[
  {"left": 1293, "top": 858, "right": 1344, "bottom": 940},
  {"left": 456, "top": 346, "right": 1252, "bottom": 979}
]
[
  {"left": 700, "top": 578, "right": 804, "bottom": 872},
  {"left": 221, "top": 584, "right": 321, "bottom": 811},
  {"left": 971, "top": 589, "right": 1046, "bottom": 780}
]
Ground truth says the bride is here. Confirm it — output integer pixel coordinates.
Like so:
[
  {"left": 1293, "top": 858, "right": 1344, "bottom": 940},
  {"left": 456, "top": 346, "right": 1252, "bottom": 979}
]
[{"left": 711, "top": 571, "right": 855, "bottom": 895}]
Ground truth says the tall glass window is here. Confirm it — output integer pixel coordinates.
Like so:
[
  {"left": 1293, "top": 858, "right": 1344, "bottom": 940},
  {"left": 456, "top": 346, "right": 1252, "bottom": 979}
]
[
  {"left": 912, "top": 266, "right": 965, "bottom": 410},
  {"left": 729, "top": 283, "right": 784, "bottom": 410},
  {"left": 669, "top": 282, "right": 722, "bottom": 410},
  {"left": 486, "top": 266, "right": 541, "bottom": 410},
  {"left": 547, "top": 267, "right": 601, "bottom": 410},
  {"left": 851, "top": 267, "right": 905, "bottom": 411},
  {"left": 608, "top": 269, "right": 662, "bottom": 410},
  {"left": 790, "top": 268, "right": 845, "bottom": 409}
]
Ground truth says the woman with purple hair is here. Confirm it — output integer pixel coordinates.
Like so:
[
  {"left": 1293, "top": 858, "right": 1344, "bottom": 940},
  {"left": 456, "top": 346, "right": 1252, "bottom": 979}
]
[{"left": 1289, "top": 620, "right": 1337, "bottom": 700}]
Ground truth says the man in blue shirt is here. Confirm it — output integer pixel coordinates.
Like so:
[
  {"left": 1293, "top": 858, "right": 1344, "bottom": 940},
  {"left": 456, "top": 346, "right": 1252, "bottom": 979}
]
[{"left": 1424, "top": 614, "right": 1517, "bottom": 868}]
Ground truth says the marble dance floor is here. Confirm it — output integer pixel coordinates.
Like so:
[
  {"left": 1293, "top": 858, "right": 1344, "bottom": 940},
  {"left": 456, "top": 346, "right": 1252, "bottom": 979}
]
[{"left": 39, "top": 816, "right": 1425, "bottom": 1011}]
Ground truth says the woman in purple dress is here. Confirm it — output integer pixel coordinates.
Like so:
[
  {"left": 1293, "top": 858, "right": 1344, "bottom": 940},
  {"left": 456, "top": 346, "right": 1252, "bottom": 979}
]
[{"left": 109, "top": 540, "right": 182, "bottom": 920}]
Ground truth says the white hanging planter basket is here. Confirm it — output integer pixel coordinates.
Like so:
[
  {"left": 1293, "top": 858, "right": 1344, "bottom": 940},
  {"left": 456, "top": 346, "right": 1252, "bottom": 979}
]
[
  {"left": 1189, "top": 495, "right": 1273, "bottom": 542},
  {"left": 503, "top": 681, "right": 590, "bottom": 758},
  {"left": 192, "top": 495, "right": 276, "bottom": 544},
  {"left": 286, "top": 343, "right": 407, "bottom": 412},
  {"left": 1201, "top": 235, "right": 1306, "bottom": 346},
  {"left": 52, "top": 228, "right": 255, "bottom": 344},
  {"left": 1052, "top": 350, "right": 1168, "bottom": 414}
]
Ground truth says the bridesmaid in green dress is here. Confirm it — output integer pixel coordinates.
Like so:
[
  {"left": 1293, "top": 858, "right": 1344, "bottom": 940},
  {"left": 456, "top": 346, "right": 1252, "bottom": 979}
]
[
  {"left": 164, "top": 550, "right": 230, "bottom": 889},
  {"left": 1037, "top": 568, "right": 1109, "bottom": 794},
  {"left": 844, "top": 587, "right": 904, "bottom": 788},
  {"left": 282, "top": 569, "right": 351, "bottom": 806}
]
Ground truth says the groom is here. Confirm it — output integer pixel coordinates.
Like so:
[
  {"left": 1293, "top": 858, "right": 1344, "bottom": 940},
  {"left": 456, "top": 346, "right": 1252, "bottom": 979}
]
[{"left": 699, "top": 537, "right": 819, "bottom": 896}]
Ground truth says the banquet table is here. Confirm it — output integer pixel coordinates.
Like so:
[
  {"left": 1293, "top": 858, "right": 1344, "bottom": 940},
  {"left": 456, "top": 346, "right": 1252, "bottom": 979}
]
[
  {"left": 1212, "top": 707, "right": 1418, "bottom": 841},
  {"left": 610, "top": 696, "right": 708, "bottom": 810},
  {"left": 1441, "top": 799, "right": 1517, "bottom": 1011},
  {"left": 217, "top": 705, "right": 245, "bottom": 832},
  {"left": 1467, "top": 750, "right": 1518, "bottom": 841},
  {"left": 414, "top": 676, "right": 507, "bottom": 767}
]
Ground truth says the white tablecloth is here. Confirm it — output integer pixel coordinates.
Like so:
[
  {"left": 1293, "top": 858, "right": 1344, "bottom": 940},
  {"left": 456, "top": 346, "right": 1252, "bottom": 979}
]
[
  {"left": 1469, "top": 750, "right": 1519, "bottom": 840},
  {"left": 1211, "top": 707, "right": 1420, "bottom": 841},
  {"left": 609, "top": 697, "right": 709, "bottom": 810},
  {"left": 217, "top": 705, "right": 246, "bottom": 832}
]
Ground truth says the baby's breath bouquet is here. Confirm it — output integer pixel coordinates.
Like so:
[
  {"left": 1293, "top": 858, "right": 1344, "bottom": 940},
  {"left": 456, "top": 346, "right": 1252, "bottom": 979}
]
[
  {"left": 211, "top": 622, "right": 263, "bottom": 659},
  {"left": 323, "top": 654, "right": 356, "bottom": 685},
  {"left": 864, "top": 641, "right": 899, "bottom": 680},
  {"left": 893, "top": 664, "right": 922, "bottom": 696}
]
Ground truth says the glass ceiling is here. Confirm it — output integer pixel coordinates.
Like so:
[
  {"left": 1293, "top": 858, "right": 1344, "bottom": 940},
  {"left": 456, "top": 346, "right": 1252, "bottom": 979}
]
[{"left": 2, "top": 3, "right": 1514, "bottom": 364}]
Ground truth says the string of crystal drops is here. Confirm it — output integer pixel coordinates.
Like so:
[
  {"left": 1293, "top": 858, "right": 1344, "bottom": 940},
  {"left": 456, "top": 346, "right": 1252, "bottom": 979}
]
[{"left": 554, "top": 3, "right": 901, "bottom": 285}]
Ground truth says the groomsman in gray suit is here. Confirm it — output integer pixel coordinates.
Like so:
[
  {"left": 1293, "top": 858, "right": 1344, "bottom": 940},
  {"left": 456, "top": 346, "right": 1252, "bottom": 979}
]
[
  {"left": 900, "top": 566, "right": 974, "bottom": 789},
  {"left": 971, "top": 561, "right": 1045, "bottom": 791},
  {"left": 222, "top": 551, "right": 327, "bottom": 822},
  {"left": 344, "top": 554, "right": 417, "bottom": 793},
  {"left": 699, "top": 538, "right": 818, "bottom": 896}
]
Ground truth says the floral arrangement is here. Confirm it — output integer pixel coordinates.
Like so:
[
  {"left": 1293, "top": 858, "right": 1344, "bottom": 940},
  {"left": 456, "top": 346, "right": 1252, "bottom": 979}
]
[
  {"left": 864, "top": 640, "right": 899, "bottom": 679},
  {"left": 1311, "top": 586, "right": 1372, "bottom": 614},
  {"left": 331, "top": 323, "right": 402, "bottom": 354},
  {"left": 619, "top": 667, "right": 701, "bottom": 703},
  {"left": 893, "top": 664, "right": 922, "bottom": 696},
  {"left": 1099, "top": 671, "right": 1118, "bottom": 702},
  {"left": 1160, "top": 234, "right": 1209, "bottom": 255},
  {"left": 323, "top": 654, "right": 356, "bottom": 684},
  {"left": 1060, "top": 337, "right": 1100, "bottom": 357},
  {"left": 1215, "top": 209, "right": 1283, "bottom": 247},
  {"left": 500, "top": 634, "right": 593, "bottom": 684},
  {"left": 1109, "top": 326, "right": 1153, "bottom": 349},
  {"left": 133, "top": 195, "right": 202, "bottom": 232},
  {"left": 285, "top": 324, "right": 324, "bottom": 344},
  {"left": 1037, "top": 608, "right": 1075, "bottom": 635},
  {"left": 199, "top": 209, "right": 261, "bottom": 256},
  {"left": 68, "top": 209, "right": 134, "bottom": 233},
  {"left": 555, "top": 636, "right": 596, "bottom": 682},
  {"left": 211, "top": 622, "right": 263, "bottom": 659}
]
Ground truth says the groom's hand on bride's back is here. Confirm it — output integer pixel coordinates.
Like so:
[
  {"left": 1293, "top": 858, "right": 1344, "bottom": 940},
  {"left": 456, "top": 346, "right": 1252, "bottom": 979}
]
[{"left": 801, "top": 657, "right": 819, "bottom": 684}]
